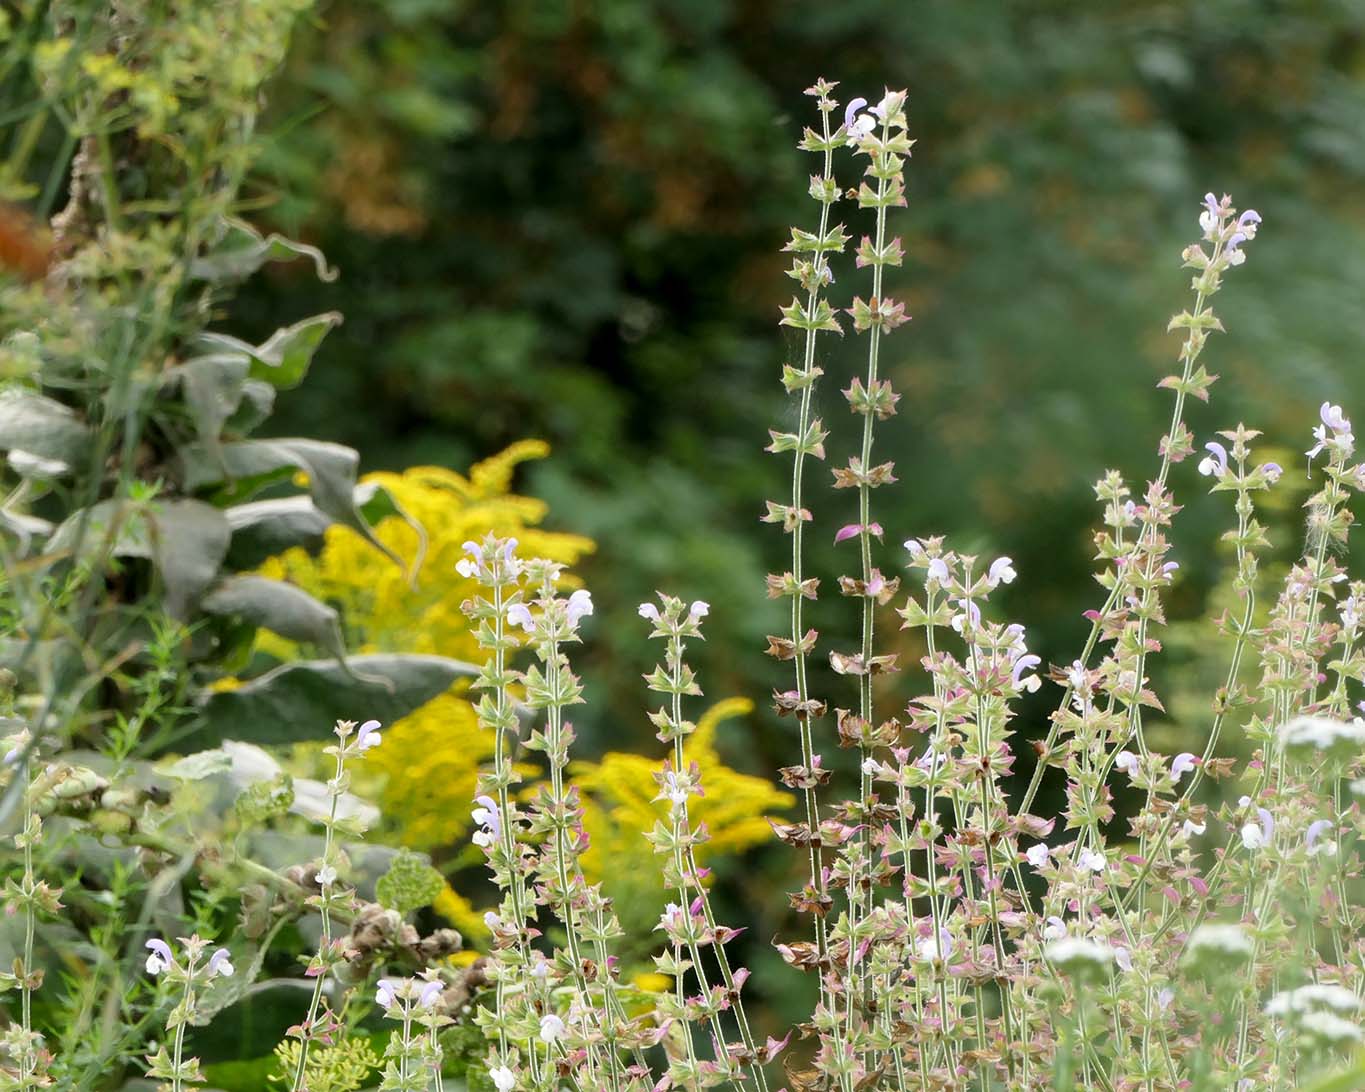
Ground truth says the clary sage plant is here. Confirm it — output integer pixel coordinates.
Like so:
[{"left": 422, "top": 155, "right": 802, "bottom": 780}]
[{"left": 2, "top": 9, "right": 1364, "bottom": 1086}]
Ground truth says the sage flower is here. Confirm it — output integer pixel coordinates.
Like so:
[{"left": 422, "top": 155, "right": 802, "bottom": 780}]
[
  {"left": 1171, "top": 752, "right": 1196, "bottom": 780},
  {"left": 539, "top": 1013, "right": 566, "bottom": 1043},
  {"left": 1025, "top": 843, "right": 1050, "bottom": 868},
  {"left": 1197, "top": 441, "right": 1229, "bottom": 477},
  {"left": 145, "top": 939, "right": 173, "bottom": 976},
  {"left": 490, "top": 1066, "right": 516, "bottom": 1092},
  {"left": 565, "top": 589, "right": 594, "bottom": 627},
  {"left": 354, "top": 719, "right": 382, "bottom": 752},
  {"left": 987, "top": 556, "right": 1016, "bottom": 588},
  {"left": 471, "top": 795, "right": 501, "bottom": 848},
  {"left": 206, "top": 948, "right": 234, "bottom": 978}
]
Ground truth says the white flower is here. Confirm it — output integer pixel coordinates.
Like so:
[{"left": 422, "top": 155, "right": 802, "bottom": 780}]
[
  {"left": 507, "top": 604, "right": 534, "bottom": 632},
  {"left": 455, "top": 558, "right": 478, "bottom": 579},
  {"left": 1241, "top": 821, "right": 1265, "bottom": 850},
  {"left": 1078, "top": 849, "right": 1107, "bottom": 873},
  {"left": 1114, "top": 946, "right": 1133, "bottom": 973},
  {"left": 315, "top": 864, "right": 338, "bottom": 887},
  {"left": 903, "top": 538, "right": 925, "bottom": 560},
  {"left": 1025, "top": 843, "right": 1050, "bottom": 868},
  {"left": 1157, "top": 988, "right": 1175, "bottom": 1010},
  {"left": 565, "top": 589, "right": 594, "bottom": 627},
  {"left": 144, "top": 938, "right": 173, "bottom": 976},
  {"left": 207, "top": 948, "right": 234, "bottom": 978},
  {"left": 1184, "top": 923, "right": 1253, "bottom": 962},
  {"left": 490, "top": 1066, "right": 516, "bottom": 1092},
  {"left": 688, "top": 600, "right": 709, "bottom": 620},
  {"left": 1299, "top": 1011, "right": 1363, "bottom": 1046},
  {"left": 926, "top": 558, "right": 950, "bottom": 588},
  {"left": 539, "top": 1014, "right": 566, "bottom": 1043},
  {"left": 483, "top": 911, "right": 503, "bottom": 932},
  {"left": 1113, "top": 751, "right": 1138, "bottom": 777},
  {"left": 860, "top": 757, "right": 879, "bottom": 777},
  {"left": 1266, "top": 983, "right": 1361, "bottom": 1018},
  {"left": 987, "top": 556, "right": 1016, "bottom": 588},
  {"left": 1043, "top": 916, "right": 1068, "bottom": 941},
  {"left": 1181, "top": 819, "right": 1206, "bottom": 838},
  {"left": 1281, "top": 715, "right": 1365, "bottom": 761},
  {"left": 1045, "top": 937, "right": 1115, "bottom": 973},
  {"left": 638, "top": 602, "right": 660, "bottom": 622},
  {"left": 916, "top": 927, "right": 953, "bottom": 963},
  {"left": 376, "top": 979, "right": 397, "bottom": 1009}
]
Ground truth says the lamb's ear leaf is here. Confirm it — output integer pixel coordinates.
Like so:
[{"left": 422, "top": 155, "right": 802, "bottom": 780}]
[
  {"left": 190, "top": 216, "right": 337, "bottom": 284},
  {"left": 200, "top": 575, "right": 346, "bottom": 661},
  {"left": 47, "top": 498, "right": 229, "bottom": 618},
  {"left": 223, "top": 482, "right": 412, "bottom": 570},
  {"left": 182, "top": 439, "right": 417, "bottom": 577},
  {"left": 193, "top": 654, "right": 478, "bottom": 747},
  {"left": 0, "top": 388, "right": 92, "bottom": 466},
  {"left": 197, "top": 312, "right": 342, "bottom": 391}
]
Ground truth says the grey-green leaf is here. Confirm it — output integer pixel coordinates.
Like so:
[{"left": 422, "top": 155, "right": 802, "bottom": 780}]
[
  {"left": 0, "top": 388, "right": 92, "bottom": 467},
  {"left": 197, "top": 312, "right": 342, "bottom": 391},
  {"left": 200, "top": 575, "right": 345, "bottom": 659},
  {"left": 194, "top": 654, "right": 479, "bottom": 746},
  {"left": 189, "top": 216, "right": 337, "bottom": 284}
]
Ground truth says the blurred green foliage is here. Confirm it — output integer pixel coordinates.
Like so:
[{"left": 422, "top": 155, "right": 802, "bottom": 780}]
[{"left": 232, "top": 0, "right": 1365, "bottom": 785}]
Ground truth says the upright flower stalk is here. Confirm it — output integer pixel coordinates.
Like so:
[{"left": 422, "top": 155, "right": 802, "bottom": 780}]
[
  {"left": 767, "top": 78, "right": 848, "bottom": 990},
  {"left": 289, "top": 718, "right": 383, "bottom": 1092},
  {"left": 375, "top": 976, "right": 447, "bottom": 1092},
  {"left": 144, "top": 936, "right": 234, "bottom": 1092},
  {"left": 1018, "top": 196, "right": 1260, "bottom": 820},
  {"left": 462, "top": 537, "right": 545, "bottom": 1087},
  {"left": 641, "top": 595, "right": 778, "bottom": 1090}
]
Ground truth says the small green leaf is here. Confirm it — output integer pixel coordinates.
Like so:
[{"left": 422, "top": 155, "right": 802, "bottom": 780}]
[
  {"left": 375, "top": 849, "right": 444, "bottom": 914},
  {"left": 197, "top": 312, "right": 343, "bottom": 391}
]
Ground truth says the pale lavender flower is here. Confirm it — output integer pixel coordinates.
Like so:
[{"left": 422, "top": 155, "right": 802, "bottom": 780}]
[
  {"left": 903, "top": 538, "right": 925, "bottom": 560},
  {"left": 418, "top": 978, "right": 444, "bottom": 1008},
  {"left": 507, "top": 603, "right": 534, "bottom": 631},
  {"left": 315, "top": 864, "right": 337, "bottom": 887},
  {"left": 1241, "top": 807, "right": 1275, "bottom": 850},
  {"left": 354, "top": 719, "right": 382, "bottom": 752},
  {"left": 987, "top": 556, "right": 1016, "bottom": 588},
  {"left": 916, "top": 926, "right": 953, "bottom": 963},
  {"left": 1158, "top": 988, "right": 1175, "bottom": 1010},
  {"left": 1197, "top": 441, "right": 1229, "bottom": 477},
  {"left": 1171, "top": 752, "right": 1197, "bottom": 781},
  {"left": 206, "top": 948, "right": 234, "bottom": 978},
  {"left": 1078, "top": 848, "right": 1107, "bottom": 873},
  {"left": 1307, "top": 819, "right": 1336, "bottom": 856},
  {"left": 689, "top": 600, "right": 709, "bottom": 621},
  {"left": 950, "top": 599, "right": 981, "bottom": 634},
  {"left": 638, "top": 602, "right": 660, "bottom": 622},
  {"left": 1043, "top": 916, "right": 1068, "bottom": 941},
  {"left": 145, "top": 938, "right": 173, "bottom": 975},
  {"left": 471, "top": 795, "right": 501, "bottom": 848},
  {"left": 1182, "top": 819, "right": 1206, "bottom": 837},
  {"left": 1114, "top": 946, "right": 1133, "bottom": 973},
  {"left": 1025, "top": 843, "right": 1050, "bottom": 868},
  {"left": 1260, "top": 461, "right": 1283, "bottom": 483},
  {"left": 1011, "top": 654, "right": 1042, "bottom": 693},
  {"left": 843, "top": 97, "right": 867, "bottom": 130},
  {"left": 376, "top": 979, "right": 396, "bottom": 1008},
  {"left": 926, "top": 558, "right": 950, "bottom": 588},
  {"left": 1113, "top": 751, "right": 1139, "bottom": 777},
  {"left": 565, "top": 589, "right": 594, "bottom": 627},
  {"left": 490, "top": 1066, "right": 516, "bottom": 1092}
]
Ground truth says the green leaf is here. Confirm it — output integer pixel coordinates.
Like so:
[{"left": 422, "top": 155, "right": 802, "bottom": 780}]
[
  {"left": 189, "top": 216, "right": 337, "bottom": 284},
  {"left": 0, "top": 387, "right": 91, "bottom": 468},
  {"left": 194, "top": 654, "right": 479, "bottom": 746},
  {"left": 197, "top": 312, "right": 343, "bottom": 391},
  {"left": 223, "top": 496, "right": 331, "bottom": 568},
  {"left": 375, "top": 848, "right": 444, "bottom": 914},
  {"left": 200, "top": 575, "right": 346, "bottom": 660}
]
